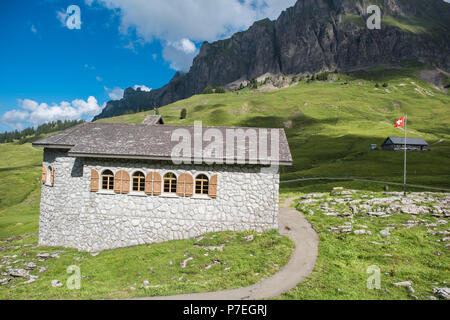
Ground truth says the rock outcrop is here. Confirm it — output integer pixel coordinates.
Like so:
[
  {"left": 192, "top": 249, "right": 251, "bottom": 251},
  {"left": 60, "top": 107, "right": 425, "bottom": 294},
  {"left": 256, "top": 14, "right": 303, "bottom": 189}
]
[{"left": 93, "top": 0, "right": 450, "bottom": 120}]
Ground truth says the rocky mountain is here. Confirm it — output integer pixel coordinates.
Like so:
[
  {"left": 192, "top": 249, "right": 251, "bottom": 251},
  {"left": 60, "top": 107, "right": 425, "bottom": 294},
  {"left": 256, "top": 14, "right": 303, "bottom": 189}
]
[{"left": 93, "top": 0, "right": 450, "bottom": 121}]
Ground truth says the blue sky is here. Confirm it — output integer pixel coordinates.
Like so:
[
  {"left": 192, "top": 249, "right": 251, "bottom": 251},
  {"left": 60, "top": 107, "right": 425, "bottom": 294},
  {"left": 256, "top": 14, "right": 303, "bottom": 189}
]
[
  {"left": 0, "top": 0, "right": 297, "bottom": 131},
  {"left": 1, "top": 0, "right": 448, "bottom": 132}
]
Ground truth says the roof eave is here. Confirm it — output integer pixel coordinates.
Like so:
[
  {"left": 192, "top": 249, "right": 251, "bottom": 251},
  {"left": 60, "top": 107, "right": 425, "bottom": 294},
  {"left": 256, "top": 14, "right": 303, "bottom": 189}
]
[{"left": 67, "top": 152, "right": 293, "bottom": 166}]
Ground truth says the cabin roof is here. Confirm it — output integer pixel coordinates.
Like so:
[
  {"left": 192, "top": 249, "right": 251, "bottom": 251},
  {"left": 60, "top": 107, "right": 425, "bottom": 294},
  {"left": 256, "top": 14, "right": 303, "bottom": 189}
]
[
  {"left": 383, "top": 137, "right": 428, "bottom": 146},
  {"left": 33, "top": 118, "right": 293, "bottom": 165}
]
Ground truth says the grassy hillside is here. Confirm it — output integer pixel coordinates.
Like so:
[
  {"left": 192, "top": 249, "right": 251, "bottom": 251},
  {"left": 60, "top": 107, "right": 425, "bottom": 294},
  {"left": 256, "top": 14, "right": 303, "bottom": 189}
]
[
  {"left": 1, "top": 62, "right": 449, "bottom": 299},
  {"left": 98, "top": 62, "right": 450, "bottom": 191}
]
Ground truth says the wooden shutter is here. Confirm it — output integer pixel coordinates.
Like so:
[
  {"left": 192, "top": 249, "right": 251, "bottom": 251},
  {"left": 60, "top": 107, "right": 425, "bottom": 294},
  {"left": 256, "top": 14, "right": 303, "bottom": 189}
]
[
  {"left": 41, "top": 165, "right": 47, "bottom": 184},
  {"left": 185, "top": 174, "right": 194, "bottom": 196},
  {"left": 153, "top": 172, "right": 162, "bottom": 195},
  {"left": 121, "top": 171, "right": 130, "bottom": 194},
  {"left": 145, "top": 172, "right": 154, "bottom": 195},
  {"left": 209, "top": 174, "right": 218, "bottom": 198},
  {"left": 114, "top": 171, "right": 122, "bottom": 193},
  {"left": 114, "top": 170, "right": 129, "bottom": 194},
  {"left": 177, "top": 173, "right": 186, "bottom": 196},
  {"left": 50, "top": 167, "right": 55, "bottom": 185},
  {"left": 90, "top": 169, "right": 99, "bottom": 192}
]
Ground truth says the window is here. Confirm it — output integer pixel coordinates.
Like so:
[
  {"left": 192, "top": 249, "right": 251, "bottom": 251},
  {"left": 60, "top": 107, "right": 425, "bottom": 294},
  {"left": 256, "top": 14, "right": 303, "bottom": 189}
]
[
  {"left": 47, "top": 166, "right": 54, "bottom": 186},
  {"left": 195, "top": 174, "right": 209, "bottom": 195},
  {"left": 102, "top": 170, "right": 114, "bottom": 190},
  {"left": 163, "top": 172, "right": 177, "bottom": 193},
  {"left": 132, "top": 171, "right": 145, "bottom": 192}
]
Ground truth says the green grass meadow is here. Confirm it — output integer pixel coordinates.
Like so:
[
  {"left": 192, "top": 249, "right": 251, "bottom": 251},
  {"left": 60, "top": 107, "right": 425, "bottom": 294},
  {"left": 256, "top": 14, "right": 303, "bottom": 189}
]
[{"left": 0, "top": 63, "right": 449, "bottom": 299}]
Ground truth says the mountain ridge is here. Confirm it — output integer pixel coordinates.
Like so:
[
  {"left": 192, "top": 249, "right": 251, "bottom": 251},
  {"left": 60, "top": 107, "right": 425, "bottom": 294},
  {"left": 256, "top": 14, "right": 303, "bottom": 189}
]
[{"left": 93, "top": 0, "right": 450, "bottom": 121}]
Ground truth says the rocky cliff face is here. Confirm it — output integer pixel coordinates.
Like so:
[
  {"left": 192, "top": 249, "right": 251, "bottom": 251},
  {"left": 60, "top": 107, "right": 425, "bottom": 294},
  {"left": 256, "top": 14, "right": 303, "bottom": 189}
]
[{"left": 93, "top": 0, "right": 450, "bottom": 121}]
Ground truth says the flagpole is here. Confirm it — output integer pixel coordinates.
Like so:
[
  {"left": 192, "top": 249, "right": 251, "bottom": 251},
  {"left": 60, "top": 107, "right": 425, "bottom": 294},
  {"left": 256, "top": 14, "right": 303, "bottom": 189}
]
[{"left": 403, "top": 114, "right": 407, "bottom": 196}]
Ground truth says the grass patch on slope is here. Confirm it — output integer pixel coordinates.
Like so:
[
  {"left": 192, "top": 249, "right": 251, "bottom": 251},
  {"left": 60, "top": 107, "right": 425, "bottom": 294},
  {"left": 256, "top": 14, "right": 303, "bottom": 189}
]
[
  {"left": 279, "top": 191, "right": 449, "bottom": 300},
  {"left": 0, "top": 230, "right": 293, "bottom": 299},
  {"left": 98, "top": 63, "right": 450, "bottom": 190}
]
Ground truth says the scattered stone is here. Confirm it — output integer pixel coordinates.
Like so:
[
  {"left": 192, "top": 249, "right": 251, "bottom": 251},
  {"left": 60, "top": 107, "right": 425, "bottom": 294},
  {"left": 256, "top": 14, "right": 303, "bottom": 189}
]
[
  {"left": 328, "top": 226, "right": 352, "bottom": 234},
  {"left": 51, "top": 253, "right": 60, "bottom": 259},
  {"left": 142, "top": 280, "right": 150, "bottom": 289},
  {"left": 8, "top": 269, "right": 29, "bottom": 278},
  {"left": 331, "top": 187, "right": 344, "bottom": 195},
  {"left": 432, "top": 287, "right": 450, "bottom": 299},
  {"left": 224, "top": 267, "right": 231, "bottom": 271},
  {"left": 243, "top": 235, "right": 254, "bottom": 242},
  {"left": 367, "top": 212, "right": 386, "bottom": 217},
  {"left": 36, "top": 253, "right": 50, "bottom": 259},
  {"left": 439, "top": 237, "right": 450, "bottom": 242},
  {"left": 0, "top": 277, "right": 11, "bottom": 285},
  {"left": 38, "top": 266, "right": 48, "bottom": 273},
  {"left": 349, "top": 205, "right": 358, "bottom": 215},
  {"left": 427, "top": 296, "right": 437, "bottom": 300},
  {"left": 407, "top": 286, "right": 415, "bottom": 293},
  {"left": 205, "top": 259, "right": 220, "bottom": 270},
  {"left": 181, "top": 257, "right": 193, "bottom": 268},
  {"left": 354, "top": 229, "right": 371, "bottom": 235},
  {"left": 394, "top": 281, "right": 412, "bottom": 287},
  {"left": 130, "top": 286, "right": 136, "bottom": 291},
  {"left": 90, "top": 252, "right": 99, "bottom": 257},
  {"left": 308, "top": 209, "right": 314, "bottom": 216},
  {"left": 23, "top": 262, "right": 37, "bottom": 270},
  {"left": 24, "top": 275, "right": 39, "bottom": 284},
  {"left": 50, "top": 280, "right": 63, "bottom": 288},
  {"left": 380, "top": 229, "right": 391, "bottom": 237}
]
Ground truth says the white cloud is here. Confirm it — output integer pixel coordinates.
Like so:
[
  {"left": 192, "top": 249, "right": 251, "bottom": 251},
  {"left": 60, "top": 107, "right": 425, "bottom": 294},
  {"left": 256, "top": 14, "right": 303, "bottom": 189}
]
[
  {"left": 2, "top": 110, "right": 29, "bottom": 123},
  {"left": 1, "top": 97, "right": 104, "bottom": 129},
  {"left": 56, "top": 9, "right": 68, "bottom": 27},
  {"left": 86, "top": 0, "right": 296, "bottom": 70},
  {"left": 163, "top": 41, "right": 199, "bottom": 71},
  {"left": 105, "top": 87, "right": 125, "bottom": 100},
  {"left": 96, "top": 75, "right": 103, "bottom": 81},
  {"left": 31, "top": 24, "right": 37, "bottom": 34},
  {"left": 133, "top": 85, "right": 151, "bottom": 92}
]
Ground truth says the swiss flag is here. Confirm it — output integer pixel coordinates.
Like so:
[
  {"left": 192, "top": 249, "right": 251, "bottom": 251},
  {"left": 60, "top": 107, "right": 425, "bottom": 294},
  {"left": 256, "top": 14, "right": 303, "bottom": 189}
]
[{"left": 395, "top": 116, "right": 405, "bottom": 127}]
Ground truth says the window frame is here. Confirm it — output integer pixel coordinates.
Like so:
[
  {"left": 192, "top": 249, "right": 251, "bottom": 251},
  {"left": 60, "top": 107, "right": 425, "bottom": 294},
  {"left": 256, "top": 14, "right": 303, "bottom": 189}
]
[
  {"left": 195, "top": 174, "right": 209, "bottom": 195},
  {"left": 163, "top": 172, "right": 177, "bottom": 194},
  {"left": 101, "top": 169, "right": 115, "bottom": 191},
  {"left": 132, "top": 171, "right": 146, "bottom": 192}
]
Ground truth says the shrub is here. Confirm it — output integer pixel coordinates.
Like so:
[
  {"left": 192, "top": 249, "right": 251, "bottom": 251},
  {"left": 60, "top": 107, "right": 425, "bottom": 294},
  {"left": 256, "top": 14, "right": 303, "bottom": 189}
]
[
  {"left": 249, "top": 78, "right": 258, "bottom": 89},
  {"left": 202, "top": 85, "right": 213, "bottom": 94},
  {"left": 180, "top": 108, "right": 187, "bottom": 120},
  {"left": 215, "top": 86, "right": 226, "bottom": 94}
]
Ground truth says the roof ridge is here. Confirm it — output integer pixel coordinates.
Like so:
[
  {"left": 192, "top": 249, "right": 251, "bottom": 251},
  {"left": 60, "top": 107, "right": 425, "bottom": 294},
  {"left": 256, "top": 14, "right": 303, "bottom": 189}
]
[{"left": 95, "top": 121, "right": 284, "bottom": 131}]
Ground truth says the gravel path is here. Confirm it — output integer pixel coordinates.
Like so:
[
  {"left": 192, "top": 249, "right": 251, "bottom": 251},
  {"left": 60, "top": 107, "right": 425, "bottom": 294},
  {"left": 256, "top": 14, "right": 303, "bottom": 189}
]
[{"left": 136, "top": 197, "right": 318, "bottom": 300}]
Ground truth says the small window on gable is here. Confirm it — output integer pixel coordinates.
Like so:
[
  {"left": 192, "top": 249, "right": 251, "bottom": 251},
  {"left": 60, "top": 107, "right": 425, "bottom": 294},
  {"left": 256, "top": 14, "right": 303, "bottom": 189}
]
[
  {"left": 195, "top": 174, "right": 209, "bottom": 195},
  {"left": 102, "top": 170, "right": 114, "bottom": 191},
  {"left": 163, "top": 172, "right": 177, "bottom": 193},
  {"left": 132, "top": 171, "right": 145, "bottom": 192}
]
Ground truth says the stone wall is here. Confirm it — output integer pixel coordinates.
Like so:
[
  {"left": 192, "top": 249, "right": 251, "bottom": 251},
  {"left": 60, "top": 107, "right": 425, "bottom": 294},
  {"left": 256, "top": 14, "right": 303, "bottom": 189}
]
[{"left": 39, "top": 149, "right": 280, "bottom": 252}]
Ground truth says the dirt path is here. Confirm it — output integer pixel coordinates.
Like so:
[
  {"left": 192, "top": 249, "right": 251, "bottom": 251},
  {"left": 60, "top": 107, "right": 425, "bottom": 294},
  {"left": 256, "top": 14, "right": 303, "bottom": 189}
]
[{"left": 136, "top": 197, "right": 318, "bottom": 300}]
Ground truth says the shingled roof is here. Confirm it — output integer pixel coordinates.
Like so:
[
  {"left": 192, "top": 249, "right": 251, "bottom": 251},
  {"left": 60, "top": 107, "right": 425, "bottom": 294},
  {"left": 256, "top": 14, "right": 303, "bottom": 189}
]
[
  {"left": 33, "top": 120, "right": 293, "bottom": 165},
  {"left": 383, "top": 137, "right": 428, "bottom": 146}
]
